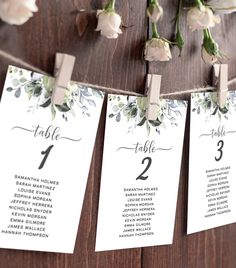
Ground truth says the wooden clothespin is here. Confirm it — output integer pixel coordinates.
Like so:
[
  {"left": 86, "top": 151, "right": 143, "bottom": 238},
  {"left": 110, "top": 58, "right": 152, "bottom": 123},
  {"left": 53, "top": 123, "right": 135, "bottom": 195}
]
[
  {"left": 213, "top": 64, "right": 228, "bottom": 109},
  {"left": 146, "top": 74, "right": 161, "bottom": 121},
  {"left": 51, "top": 53, "right": 76, "bottom": 105}
]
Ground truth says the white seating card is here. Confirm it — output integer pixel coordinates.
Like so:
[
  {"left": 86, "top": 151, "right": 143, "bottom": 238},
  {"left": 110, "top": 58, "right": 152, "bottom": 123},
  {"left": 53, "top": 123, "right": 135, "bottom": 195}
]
[
  {"left": 96, "top": 94, "right": 187, "bottom": 251},
  {"left": 0, "top": 66, "right": 104, "bottom": 253},
  {"left": 188, "top": 92, "right": 236, "bottom": 234}
]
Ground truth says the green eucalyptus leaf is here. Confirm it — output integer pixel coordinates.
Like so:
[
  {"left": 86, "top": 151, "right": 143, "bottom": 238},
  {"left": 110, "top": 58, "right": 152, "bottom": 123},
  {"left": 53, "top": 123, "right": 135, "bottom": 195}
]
[
  {"left": 118, "top": 102, "right": 124, "bottom": 108},
  {"left": 175, "top": 29, "right": 184, "bottom": 56},
  {"left": 212, "top": 106, "right": 218, "bottom": 115},
  {"left": 19, "top": 77, "right": 27, "bottom": 83},
  {"left": 14, "top": 88, "right": 21, "bottom": 98},
  {"left": 116, "top": 112, "right": 121, "bottom": 122},
  {"left": 6, "top": 87, "right": 14, "bottom": 92},
  {"left": 219, "top": 106, "right": 228, "bottom": 114},
  {"left": 146, "top": 121, "right": 151, "bottom": 136},
  {"left": 40, "top": 98, "right": 51, "bottom": 108},
  {"left": 43, "top": 76, "right": 54, "bottom": 93},
  {"left": 51, "top": 105, "right": 56, "bottom": 120},
  {"left": 12, "top": 79, "right": 20, "bottom": 87},
  {"left": 33, "top": 86, "right": 43, "bottom": 97},
  {"left": 109, "top": 113, "right": 114, "bottom": 118},
  {"left": 55, "top": 103, "right": 71, "bottom": 112},
  {"left": 25, "top": 84, "right": 34, "bottom": 93},
  {"left": 137, "top": 97, "right": 147, "bottom": 111},
  {"left": 91, "top": 89, "right": 104, "bottom": 98},
  {"left": 112, "top": 105, "right": 119, "bottom": 112},
  {"left": 148, "top": 119, "right": 162, "bottom": 127},
  {"left": 81, "top": 88, "right": 92, "bottom": 97},
  {"left": 131, "top": 107, "right": 138, "bottom": 117},
  {"left": 138, "top": 117, "right": 146, "bottom": 127},
  {"left": 87, "top": 99, "right": 96, "bottom": 107}
]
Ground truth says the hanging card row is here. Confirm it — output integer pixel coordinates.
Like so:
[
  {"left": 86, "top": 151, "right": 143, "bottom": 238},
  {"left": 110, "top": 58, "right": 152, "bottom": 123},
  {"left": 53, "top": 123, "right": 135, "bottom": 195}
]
[{"left": 0, "top": 65, "right": 235, "bottom": 254}]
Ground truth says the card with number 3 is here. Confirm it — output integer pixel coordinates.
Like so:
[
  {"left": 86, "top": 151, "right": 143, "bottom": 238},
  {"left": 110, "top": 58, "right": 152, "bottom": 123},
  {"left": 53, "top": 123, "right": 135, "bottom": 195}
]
[
  {"left": 95, "top": 94, "right": 187, "bottom": 251},
  {"left": 188, "top": 92, "right": 236, "bottom": 234}
]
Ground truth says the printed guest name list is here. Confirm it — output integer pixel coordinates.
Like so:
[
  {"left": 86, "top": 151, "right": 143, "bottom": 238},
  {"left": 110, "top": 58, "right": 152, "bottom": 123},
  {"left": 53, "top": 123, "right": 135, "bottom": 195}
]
[
  {"left": 96, "top": 94, "right": 187, "bottom": 251},
  {"left": 1, "top": 175, "right": 59, "bottom": 238}
]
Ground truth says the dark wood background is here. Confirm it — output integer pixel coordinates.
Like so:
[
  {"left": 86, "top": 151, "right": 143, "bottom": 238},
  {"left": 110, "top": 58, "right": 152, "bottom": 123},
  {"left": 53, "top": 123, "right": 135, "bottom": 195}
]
[{"left": 0, "top": 0, "right": 236, "bottom": 267}]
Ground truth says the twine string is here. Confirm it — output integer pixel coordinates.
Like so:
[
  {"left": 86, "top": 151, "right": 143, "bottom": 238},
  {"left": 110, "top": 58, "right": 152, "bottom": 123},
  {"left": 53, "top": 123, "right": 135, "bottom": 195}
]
[
  {"left": 1, "top": 49, "right": 236, "bottom": 98},
  {"left": 79, "top": 76, "right": 236, "bottom": 98}
]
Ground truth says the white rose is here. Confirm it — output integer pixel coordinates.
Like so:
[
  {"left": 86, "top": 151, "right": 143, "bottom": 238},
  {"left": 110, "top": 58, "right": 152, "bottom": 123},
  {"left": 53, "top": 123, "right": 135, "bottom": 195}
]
[
  {"left": 144, "top": 38, "right": 172, "bottom": 62},
  {"left": 187, "top": 6, "right": 221, "bottom": 31},
  {"left": 0, "top": 0, "right": 38, "bottom": 25},
  {"left": 96, "top": 10, "right": 122, "bottom": 39},
  {"left": 147, "top": 3, "right": 163, "bottom": 23},
  {"left": 208, "top": 0, "right": 236, "bottom": 14},
  {"left": 201, "top": 46, "right": 218, "bottom": 64}
]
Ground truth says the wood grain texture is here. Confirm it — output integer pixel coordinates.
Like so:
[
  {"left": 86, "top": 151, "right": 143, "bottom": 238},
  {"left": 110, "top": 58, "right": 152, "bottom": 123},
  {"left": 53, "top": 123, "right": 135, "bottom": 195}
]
[
  {"left": 0, "top": 0, "right": 147, "bottom": 92},
  {"left": 0, "top": 0, "right": 146, "bottom": 267},
  {"left": 143, "top": 1, "right": 236, "bottom": 268},
  {"left": 0, "top": 0, "right": 236, "bottom": 267}
]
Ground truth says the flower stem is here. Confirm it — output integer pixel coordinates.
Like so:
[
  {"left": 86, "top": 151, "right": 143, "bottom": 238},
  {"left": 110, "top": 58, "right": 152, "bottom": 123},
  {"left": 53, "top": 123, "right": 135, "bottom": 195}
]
[
  {"left": 105, "top": 0, "right": 116, "bottom": 11},
  {"left": 203, "top": 28, "right": 211, "bottom": 39},
  {"left": 195, "top": 0, "right": 203, "bottom": 8},
  {"left": 151, "top": 0, "right": 159, "bottom": 4},
  {"left": 175, "top": 0, "right": 182, "bottom": 32},
  {"left": 173, "top": 0, "right": 184, "bottom": 55},
  {"left": 203, "top": 28, "right": 220, "bottom": 57},
  {"left": 152, "top": 22, "right": 159, "bottom": 38},
  {"left": 207, "top": 28, "right": 213, "bottom": 39},
  {"left": 178, "top": 0, "right": 182, "bottom": 16}
]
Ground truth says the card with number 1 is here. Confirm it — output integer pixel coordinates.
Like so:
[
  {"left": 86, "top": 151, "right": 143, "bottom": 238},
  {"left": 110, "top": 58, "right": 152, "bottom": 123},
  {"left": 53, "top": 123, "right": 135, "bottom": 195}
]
[
  {"left": 0, "top": 66, "right": 104, "bottom": 253},
  {"left": 95, "top": 94, "right": 187, "bottom": 251}
]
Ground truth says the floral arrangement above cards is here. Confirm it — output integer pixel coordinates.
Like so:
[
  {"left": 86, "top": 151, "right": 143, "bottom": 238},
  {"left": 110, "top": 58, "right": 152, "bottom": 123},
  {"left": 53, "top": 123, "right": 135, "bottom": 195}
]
[
  {"left": 1, "top": 0, "right": 236, "bottom": 65},
  {"left": 148, "top": 0, "right": 234, "bottom": 64},
  {"left": 93, "top": 0, "right": 236, "bottom": 64}
]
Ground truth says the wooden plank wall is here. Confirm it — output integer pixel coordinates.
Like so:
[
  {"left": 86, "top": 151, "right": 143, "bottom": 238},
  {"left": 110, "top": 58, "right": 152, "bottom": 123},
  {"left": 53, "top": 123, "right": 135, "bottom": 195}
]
[{"left": 0, "top": 0, "right": 236, "bottom": 267}]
